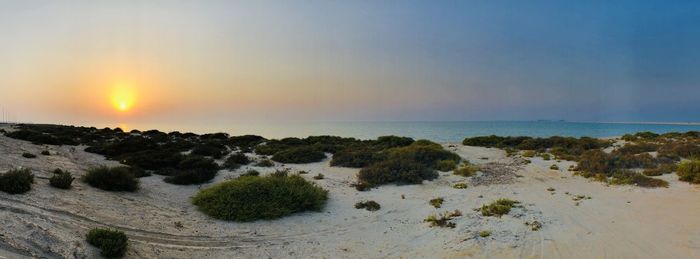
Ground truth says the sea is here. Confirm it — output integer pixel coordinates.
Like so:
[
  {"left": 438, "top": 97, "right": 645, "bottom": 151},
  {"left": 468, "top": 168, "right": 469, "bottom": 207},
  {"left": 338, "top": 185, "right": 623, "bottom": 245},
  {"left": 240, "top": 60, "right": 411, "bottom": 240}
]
[{"left": 106, "top": 121, "right": 700, "bottom": 143}]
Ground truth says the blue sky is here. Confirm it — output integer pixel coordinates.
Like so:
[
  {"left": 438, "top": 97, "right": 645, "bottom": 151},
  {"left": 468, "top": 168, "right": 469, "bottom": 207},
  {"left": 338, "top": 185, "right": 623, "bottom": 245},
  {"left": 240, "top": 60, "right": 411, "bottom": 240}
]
[{"left": 0, "top": 0, "right": 699, "bottom": 124}]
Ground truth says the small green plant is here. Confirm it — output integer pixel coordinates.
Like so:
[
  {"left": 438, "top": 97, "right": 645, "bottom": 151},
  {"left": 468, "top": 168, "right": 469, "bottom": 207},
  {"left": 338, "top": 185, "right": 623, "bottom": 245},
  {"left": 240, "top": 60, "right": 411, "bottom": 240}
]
[
  {"left": 313, "top": 173, "right": 325, "bottom": 180},
  {"left": 454, "top": 164, "right": 478, "bottom": 177},
  {"left": 550, "top": 164, "right": 559, "bottom": 170},
  {"left": 540, "top": 153, "right": 551, "bottom": 160},
  {"left": 49, "top": 169, "right": 74, "bottom": 189},
  {"left": 481, "top": 199, "right": 520, "bottom": 217},
  {"left": 86, "top": 228, "right": 128, "bottom": 258},
  {"left": 677, "top": 160, "right": 700, "bottom": 184},
  {"left": 479, "top": 230, "right": 491, "bottom": 237},
  {"left": 255, "top": 159, "right": 274, "bottom": 167},
  {"left": 0, "top": 168, "right": 34, "bottom": 194},
  {"left": 424, "top": 211, "right": 460, "bottom": 228},
  {"left": 453, "top": 183, "right": 468, "bottom": 189},
  {"left": 354, "top": 200, "right": 381, "bottom": 211},
  {"left": 643, "top": 163, "right": 676, "bottom": 176},
  {"left": 223, "top": 153, "right": 250, "bottom": 169},
  {"left": 192, "top": 174, "right": 328, "bottom": 221},
  {"left": 242, "top": 170, "right": 260, "bottom": 177},
  {"left": 546, "top": 187, "right": 555, "bottom": 192},
  {"left": 429, "top": 197, "right": 444, "bottom": 208},
  {"left": 83, "top": 166, "right": 139, "bottom": 192},
  {"left": 41, "top": 150, "right": 51, "bottom": 156},
  {"left": 352, "top": 181, "right": 371, "bottom": 191},
  {"left": 436, "top": 160, "right": 458, "bottom": 172},
  {"left": 522, "top": 150, "right": 536, "bottom": 158},
  {"left": 22, "top": 152, "right": 36, "bottom": 158},
  {"left": 525, "top": 221, "right": 542, "bottom": 231}
]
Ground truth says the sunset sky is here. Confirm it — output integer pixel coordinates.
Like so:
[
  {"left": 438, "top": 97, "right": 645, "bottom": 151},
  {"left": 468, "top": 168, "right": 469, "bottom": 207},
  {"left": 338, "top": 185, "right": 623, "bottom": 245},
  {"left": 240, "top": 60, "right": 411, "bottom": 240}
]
[{"left": 1, "top": 0, "right": 700, "bottom": 127}]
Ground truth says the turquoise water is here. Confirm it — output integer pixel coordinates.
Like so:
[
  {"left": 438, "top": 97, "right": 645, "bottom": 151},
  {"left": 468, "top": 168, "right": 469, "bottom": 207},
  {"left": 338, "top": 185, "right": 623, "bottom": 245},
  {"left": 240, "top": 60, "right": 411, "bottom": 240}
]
[{"left": 113, "top": 121, "right": 700, "bottom": 143}]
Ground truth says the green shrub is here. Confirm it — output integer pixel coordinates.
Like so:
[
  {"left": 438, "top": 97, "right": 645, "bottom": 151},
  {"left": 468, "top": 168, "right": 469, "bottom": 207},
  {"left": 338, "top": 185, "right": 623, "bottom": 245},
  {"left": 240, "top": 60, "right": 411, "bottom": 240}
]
[
  {"left": 313, "top": 173, "right": 325, "bottom": 180},
  {"left": 271, "top": 146, "right": 326, "bottom": 164},
  {"left": 357, "top": 158, "right": 437, "bottom": 187},
  {"left": 163, "top": 156, "right": 220, "bottom": 185},
  {"left": 83, "top": 166, "right": 138, "bottom": 192},
  {"left": 540, "top": 153, "right": 551, "bottom": 160},
  {"left": 86, "top": 228, "right": 128, "bottom": 258},
  {"left": 0, "top": 168, "right": 34, "bottom": 194},
  {"left": 436, "top": 160, "right": 458, "bottom": 172},
  {"left": 677, "top": 160, "right": 700, "bottom": 184},
  {"left": 453, "top": 183, "right": 468, "bottom": 189},
  {"left": 41, "top": 150, "right": 51, "bottom": 156},
  {"left": 22, "top": 152, "right": 36, "bottom": 158},
  {"left": 49, "top": 169, "right": 74, "bottom": 189},
  {"left": 550, "top": 164, "right": 559, "bottom": 170},
  {"left": 522, "top": 150, "right": 536, "bottom": 158},
  {"left": 255, "top": 159, "right": 274, "bottom": 167},
  {"left": 481, "top": 199, "right": 520, "bottom": 217},
  {"left": 610, "top": 170, "right": 669, "bottom": 188},
  {"left": 242, "top": 170, "right": 260, "bottom": 177},
  {"left": 354, "top": 200, "right": 381, "bottom": 211},
  {"left": 223, "top": 153, "right": 250, "bottom": 169},
  {"left": 643, "top": 163, "right": 676, "bottom": 176},
  {"left": 424, "top": 210, "right": 461, "bottom": 228},
  {"left": 192, "top": 174, "right": 328, "bottom": 221},
  {"left": 387, "top": 141, "right": 460, "bottom": 169},
  {"left": 330, "top": 148, "right": 384, "bottom": 168},
  {"left": 191, "top": 142, "right": 228, "bottom": 159},
  {"left": 479, "top": 230, "right": 491, "bottom": 237},
  {"left": 454, "top": 164, "right": 478, "bottom": 177},
  {"left": 429, "top": 197, "right": 444, "bottom": 208}
]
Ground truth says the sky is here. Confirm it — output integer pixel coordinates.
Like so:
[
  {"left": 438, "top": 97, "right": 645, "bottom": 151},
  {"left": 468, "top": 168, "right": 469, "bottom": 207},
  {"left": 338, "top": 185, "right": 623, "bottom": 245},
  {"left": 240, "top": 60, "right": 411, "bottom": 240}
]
[{"left": 1, "top": 0, "right": 700, "bottom": 127}]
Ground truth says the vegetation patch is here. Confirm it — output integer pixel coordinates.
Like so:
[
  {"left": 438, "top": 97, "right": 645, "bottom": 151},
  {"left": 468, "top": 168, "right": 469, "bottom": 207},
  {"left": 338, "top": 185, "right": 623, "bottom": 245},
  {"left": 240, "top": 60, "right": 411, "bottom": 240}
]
[
  {"left": 83, "top": 166, "right": 139, "bottom": 192},
  {"left": 677, "top": 160, "right": 700, "bottom": 184},
  {"left": 609, "top": 170, "right": 668, "bottom": 188},
  {"left": 162, "top": 156, "right": 219, "bottom": 185},
  {"left": 479, "top": 230, "right": 492, "bottom": 237},
  {"left": 429, "top": 197, "right": 445, "bottom": 208},
  {"left": 271, "top": 146, "right": 326, "bottom": 164},
  {"left": 0, "top": 168, "right": 34, "bottom": 194},
  {"left": 454, "top": 163, "right": 479, "bottom": 177},
  {"left": 192, "top": 174, "right": 328, "bottom": 221},
  {"left": 354, "top": 200, "right": 381, "bottom": 211},
  {"left": 223, "top": 153, "right": 250, "bottom": 169},
  {"left": 436, "top": 160, "right": 458, "bottom": 172},
  {"left": 22, "top": 152, "right": 36, "bottom": 158},
  {"left": 453, "top": 183, "right": 468, "bottom": 189},
  {"left": 480, "top": 199, "right": 520, "bottom": 217},
  {"left": 49, "top": 169, "right": 74, "bottom": 189},
  {"left": 86, "top": 228, "right": 128, "bottom": 258},
  {"left": 255, "top": 159, "right": 275, "bottom": 167},
  {"left": 41, "top": 150, "right": 51, "bottom": 156},
  {"left": 424, "top": 210, "right": 462, "bottom": 228},
  {"left": 642, "top": 163, "right": 676, "bottom": 176},
  {"left": 357, "top": 158, "right": 436, "bottom": 187}
]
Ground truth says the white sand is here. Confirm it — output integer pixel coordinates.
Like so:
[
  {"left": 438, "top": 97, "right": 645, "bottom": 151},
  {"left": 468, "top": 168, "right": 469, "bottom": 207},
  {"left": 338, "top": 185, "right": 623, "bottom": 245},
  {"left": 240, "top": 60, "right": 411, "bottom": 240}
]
[{"left": 0, "top": 131, "right": 699, "bottom": 258}]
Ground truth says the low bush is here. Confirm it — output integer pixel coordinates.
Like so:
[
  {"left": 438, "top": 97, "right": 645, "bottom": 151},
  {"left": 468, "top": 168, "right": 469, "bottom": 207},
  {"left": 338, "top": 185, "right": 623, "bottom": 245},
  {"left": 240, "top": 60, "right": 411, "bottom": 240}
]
[
  {"left": 330, "top": 148, "right": 383, "bottom": 168},
  {"left": 83, "top": 166, "right": 138, "bottom": 192},
  {"left": 242, "top": 170, "right": 260, "bottom": 177},
  {"left": 0, "top": 168, "right": 34, "bottom": 194},
  {"left": 313, "top": 173, "right": 325, "bottom": 180},
  {"left": 550, "top": 164, "right": 559, "bottom": 170},
  {"left": 479, "top": 230, "right": 491, "bottom": 237},
  {"left": 192, "top": 174, "right": 328, "bottom": 221},
  {"left": 615, "top": 143, "right": 659, "bottom": 155},
  {"left": 49, "top": 169, "right": 74, "bottom": 189},
  {"left": 481, "top": 199, "right": 520, "bottom": 217},
  {"left": 86, "top": 228, "right": 128, "bottom": 258},
  {"left": 453, "top": 183, "right": 468, "bottom": 189},
  {"left": 22, "top": 152, "right": 36, "bottom": 158},
  {"left": 271, "top": 146, "right": 326, "bottom": 164},
  {"left": 223, "top": 153, "right": 250, "bottom": 169},
  {"left": 436, "top": 160, "right": 457, "bottom": 172},
  {"left": 354, "top": 200, "right": 381, "bottom": 211},
  {"left": 522, "top": 150, "right": 536, "bottom": 158},
  {"left": 41, "top": 150, "right": 51, "bottom": 156},
  {"left": 255, "top": 159, "right": 274, "bottom": 167},
  {"left": 540, "top": 153, "right": 551, "bottom": 160},
  {"left": 191, "top": 142, "right": 229, "bottom": 159},
  {"left": 424, "top": 210, "right": 461, "bottom": 228},
  {"left": 454, "top": 164, "right": 478, "bottom": 177},
  {"left": 387, "top": 140, "right": 461, "bottom": 169},
  {"left": 357, "top": 158, "right": 437, "bottom": 187},
  {"left": 161, "top": 156, "right": 220, "bottom": 185},
  {"left": 643, "top": 163, "right": 676, "bottom": 176},
  {"left": 609, "top": 170, "right": 669, "bottom": 188},
  {"left": 677, "top": 160, "right": 700, "bottom": 184},
  {"left": 429, "top": 197, "right": 444, "bottom": 208}
]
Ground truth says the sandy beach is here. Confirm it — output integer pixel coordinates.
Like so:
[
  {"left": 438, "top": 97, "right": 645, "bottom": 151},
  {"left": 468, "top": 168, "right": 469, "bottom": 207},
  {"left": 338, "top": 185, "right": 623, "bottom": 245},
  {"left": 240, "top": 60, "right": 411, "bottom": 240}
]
[{"left": 0, "top": 125, "right": 698, "bottom": 259}]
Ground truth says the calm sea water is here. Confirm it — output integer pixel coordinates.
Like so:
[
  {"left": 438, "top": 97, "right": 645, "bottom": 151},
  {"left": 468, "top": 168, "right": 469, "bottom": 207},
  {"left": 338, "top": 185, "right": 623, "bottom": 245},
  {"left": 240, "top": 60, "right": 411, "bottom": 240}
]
[{"left": 110, "top": 121, "right": 700, "bottom": 143}]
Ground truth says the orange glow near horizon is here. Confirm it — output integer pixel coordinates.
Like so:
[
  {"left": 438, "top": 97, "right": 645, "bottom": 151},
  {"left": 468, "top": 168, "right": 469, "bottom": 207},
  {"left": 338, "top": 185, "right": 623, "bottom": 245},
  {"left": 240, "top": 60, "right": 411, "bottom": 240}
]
[{"left": 110, "top": 83, "right": 136, "bottom": 113}]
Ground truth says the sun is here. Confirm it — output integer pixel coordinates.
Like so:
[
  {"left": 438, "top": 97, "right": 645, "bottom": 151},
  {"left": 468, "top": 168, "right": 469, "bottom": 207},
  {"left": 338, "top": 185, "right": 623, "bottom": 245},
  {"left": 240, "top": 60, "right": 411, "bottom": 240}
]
[{"left": 110, "top": 83, "right": 136, "bottom": 112}]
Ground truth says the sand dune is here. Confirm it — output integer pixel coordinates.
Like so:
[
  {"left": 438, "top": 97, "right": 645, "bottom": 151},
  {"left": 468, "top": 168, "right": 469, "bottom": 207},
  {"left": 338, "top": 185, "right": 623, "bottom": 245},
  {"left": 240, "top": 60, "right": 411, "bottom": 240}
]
[{"left": 0, "top": 132, "right": 698, "bottom": 258}]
